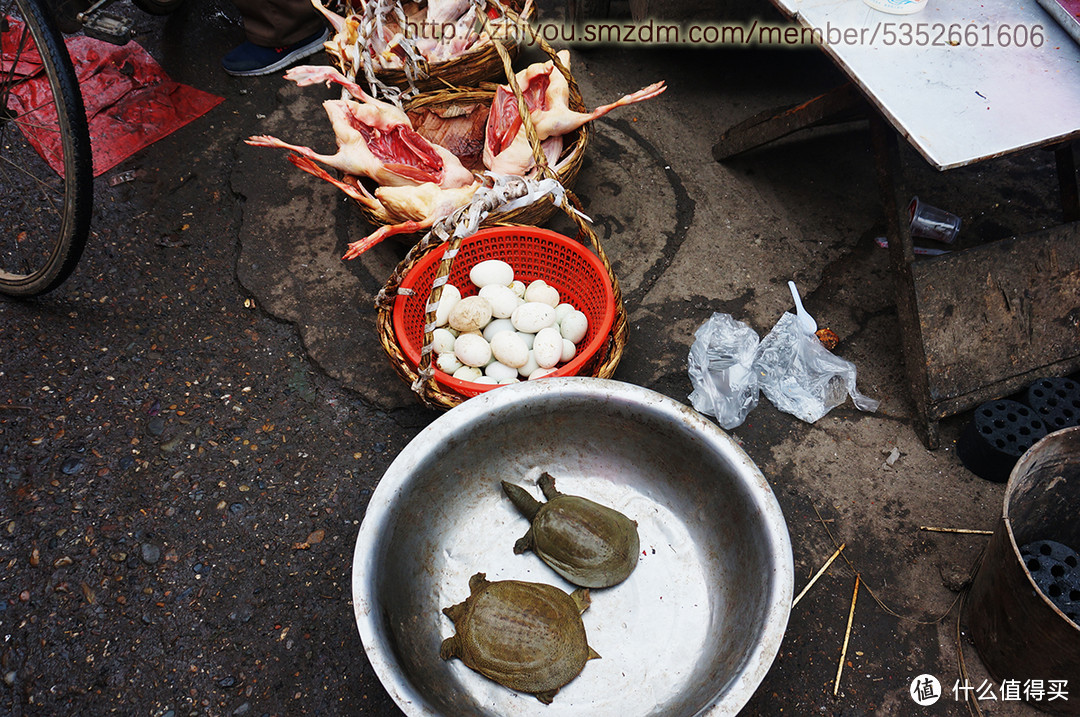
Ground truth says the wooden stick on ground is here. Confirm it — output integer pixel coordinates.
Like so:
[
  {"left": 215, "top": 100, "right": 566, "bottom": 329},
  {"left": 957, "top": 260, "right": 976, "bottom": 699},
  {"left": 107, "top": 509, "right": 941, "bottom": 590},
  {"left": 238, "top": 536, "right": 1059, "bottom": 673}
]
[
  {"left": 834, "top": 575, "right": 861, "bottom": 697},
  {"left": 919, "top": 526, "right": 993, "bottom": 535},
  {"left": 792, "top": 542, "right": 846, "bottom": 608}
]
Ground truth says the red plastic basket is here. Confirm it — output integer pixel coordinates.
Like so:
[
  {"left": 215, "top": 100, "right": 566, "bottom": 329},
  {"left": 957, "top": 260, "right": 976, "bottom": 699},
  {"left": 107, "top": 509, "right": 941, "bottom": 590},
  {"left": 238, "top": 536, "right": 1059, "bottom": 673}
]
[{"left": 392, "top": 226, "right": 617, "bottom": 398}]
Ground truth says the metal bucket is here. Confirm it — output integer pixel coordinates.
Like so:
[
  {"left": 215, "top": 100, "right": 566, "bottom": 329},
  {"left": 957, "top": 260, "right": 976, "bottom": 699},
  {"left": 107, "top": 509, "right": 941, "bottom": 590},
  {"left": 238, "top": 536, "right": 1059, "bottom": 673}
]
[{"left": 964, "top": 426, "right": 1080, "bottom": 714}]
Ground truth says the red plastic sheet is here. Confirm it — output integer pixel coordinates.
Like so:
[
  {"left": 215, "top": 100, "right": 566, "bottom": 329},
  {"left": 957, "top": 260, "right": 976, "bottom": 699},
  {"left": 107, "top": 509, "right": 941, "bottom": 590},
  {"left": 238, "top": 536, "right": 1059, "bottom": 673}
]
[{"left": 2, "top": 18, "right": 223, "bottom": 177}]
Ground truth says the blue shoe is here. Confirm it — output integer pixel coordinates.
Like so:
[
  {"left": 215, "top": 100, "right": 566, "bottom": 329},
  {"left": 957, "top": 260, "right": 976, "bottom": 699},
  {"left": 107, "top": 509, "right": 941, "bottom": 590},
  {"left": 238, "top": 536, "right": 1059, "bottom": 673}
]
[{"left": 223, "top": 28, "right": 330, "bottom": 77}]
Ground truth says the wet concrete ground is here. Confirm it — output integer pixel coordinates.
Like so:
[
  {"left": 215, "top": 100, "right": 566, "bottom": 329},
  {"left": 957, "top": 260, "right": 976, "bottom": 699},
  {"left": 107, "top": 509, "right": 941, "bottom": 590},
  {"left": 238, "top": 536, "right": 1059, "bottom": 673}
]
[{"left": 1, "top": 0, "right": 1075, "bottom": 715}]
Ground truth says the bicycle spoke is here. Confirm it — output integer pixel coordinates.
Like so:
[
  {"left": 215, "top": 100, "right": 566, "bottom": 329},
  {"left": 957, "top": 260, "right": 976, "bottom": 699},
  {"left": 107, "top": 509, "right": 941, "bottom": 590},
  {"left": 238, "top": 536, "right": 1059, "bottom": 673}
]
[
  {"left": 7, "top": 94, "right": 63, "bottom": 120},
  {"left": 0, "top": 151, "right": 64, "bottom": 208},
  {"left": 0, "top": 158, "right": 63, "bottom": 265},
  {"left": 0, "top": 25, "right": 26, "bottom": 115}
]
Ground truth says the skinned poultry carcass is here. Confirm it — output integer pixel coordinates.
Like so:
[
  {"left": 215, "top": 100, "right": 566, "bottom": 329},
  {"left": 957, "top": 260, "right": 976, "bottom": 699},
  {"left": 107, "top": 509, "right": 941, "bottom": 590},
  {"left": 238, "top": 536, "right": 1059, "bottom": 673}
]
[
  {"left": 311, "top": 0, "right": 347, "bottom": 34},
  {"left": 281, "top": 65, "right": 477, "bottom": 188},
  {"left": 311, "top": 0, "right": 528, "bottom": 76},
  {"left": 312, "top": 0, "right": 362, "bottom": 74},
  {"left": 246, "top": 94, "right": 475, "bottom": 190},
  {"left": 483, "top": 50, "right": 666, "bottom": 176},
  {"left": 423, "top": 4, "right": 480, "bottom": 62},
  {"left": 311, "top": 0, "right": 438, "bottom": 72},
  {"left": 285, "top": 155, "right": 481, "bottom": 259},
  {"left": 284, "top": 64, "right": 377, "bottom": 105},
  {"left": 246, "top": 64, "right": 483, "bottom": 258},
  {"left": 313, "top": 0, "right": 421, "bottom": 80},
  {"left": 426, "top": 0, "right": 473, "bottom": 24},
  {"left": 284, "top": 65, "right": 490, "bottom": 185},
  {"left": 483, "top": 57, "right": 555, "bottom": 160}
]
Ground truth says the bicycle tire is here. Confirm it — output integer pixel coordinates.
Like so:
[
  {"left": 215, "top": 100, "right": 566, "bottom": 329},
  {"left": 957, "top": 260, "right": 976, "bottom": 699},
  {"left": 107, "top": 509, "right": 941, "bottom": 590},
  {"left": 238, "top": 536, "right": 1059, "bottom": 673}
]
[
  {"left": 0, "top": 0, "right": 93, "bottom": 297},
  {"left": 132, "top": 0, "right": 184, "bottom": 16}
]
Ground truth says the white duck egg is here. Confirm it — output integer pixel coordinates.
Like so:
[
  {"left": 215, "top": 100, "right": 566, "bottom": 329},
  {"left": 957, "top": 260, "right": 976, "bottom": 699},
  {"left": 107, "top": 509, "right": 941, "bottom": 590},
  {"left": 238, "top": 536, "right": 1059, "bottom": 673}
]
[
  {"left": 471, "top": 375, "right": 499, "bottom": 385},
  {"left": 498, "top": 377, "right": 521, "bottom": 384},
  {"left": 510, "top": 280, "right": 526, "bottom": 298},
  {"left": 448, "top": 296, "right": 492, "bottom": 333},
  {"left": 489, "top": 331, "right": 530, "bottom": 368},
  {"left": 511, "top": 302, "right": 556, "bottom": 333},
  {"left": 525, "top": 280, "right": 560, "bottom": 307},
  {"left": 560, "top": 310, "right": 589, "bottom": 344},
  {"left": 469, "top": 259, "right": 514, "bottom": 289},
  {"left": 532, "top": 327, "right": 564, "bottom": 369},
  {"left": 554, "top": 302, "right": 576, "bottom": 324},
  {"left": 454, "top": 333, "right": 492, "bottom": 367},
  {"left": 484, "top": 360, "right": 519, "bottom": 382},
  {"left": 528, "top": 367, "right": 559, "bottom": 380},
  {"left": 517, "top": 351, "right": 539, "bottom": 378},
  {"left": 482, "top": 318, "right": 516, "bottom": 342},
  {"left": 432, "top": 328, "right": 457, "bottom": 355},
  {"left": 437, "top": 353, "right": 463, "bottom": 374},
  {"left": 434, "top": 283, "right": 461, "bottom": 327},
  {"left": 516, "top": 331, "right": 535, "bottom": 349},
  {"left": 453, "top": 365, "right": 483, "bottom": 382},
  {"left": 478, "top": 284, "right": 521, "bottom": 319},
  {"left": 561, "top": 338, "right": 577, "bottom": 363}
]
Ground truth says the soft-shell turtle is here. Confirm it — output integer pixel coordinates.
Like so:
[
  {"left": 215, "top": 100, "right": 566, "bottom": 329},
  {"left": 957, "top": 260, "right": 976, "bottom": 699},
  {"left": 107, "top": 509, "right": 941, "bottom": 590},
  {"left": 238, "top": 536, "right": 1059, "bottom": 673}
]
[
  {"left": 440, "top": 572, "right": 600, "bottom": 704},
  {"left": 502, "top": 472, "right": 640, "bottom": 588}
]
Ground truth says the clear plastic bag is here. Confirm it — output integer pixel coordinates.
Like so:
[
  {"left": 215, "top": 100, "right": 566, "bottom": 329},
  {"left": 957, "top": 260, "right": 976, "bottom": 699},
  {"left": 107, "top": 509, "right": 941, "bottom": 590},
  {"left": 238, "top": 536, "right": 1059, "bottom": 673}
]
[
  {"left": 687, "top": 313, "right": 760, "bottom": 429},
  {"left": 687, "top": 310, "right": 880, "bottom": 427},
  {"left": 753, "top": 312, "right": 880, "bottom": 423}
]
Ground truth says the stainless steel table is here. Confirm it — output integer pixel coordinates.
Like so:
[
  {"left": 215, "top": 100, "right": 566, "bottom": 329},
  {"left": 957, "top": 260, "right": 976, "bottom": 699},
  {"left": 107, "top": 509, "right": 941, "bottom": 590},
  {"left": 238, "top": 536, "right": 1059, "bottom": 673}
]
[{"left": 714, "top": 0, "right": 1080, "bottom": 447}]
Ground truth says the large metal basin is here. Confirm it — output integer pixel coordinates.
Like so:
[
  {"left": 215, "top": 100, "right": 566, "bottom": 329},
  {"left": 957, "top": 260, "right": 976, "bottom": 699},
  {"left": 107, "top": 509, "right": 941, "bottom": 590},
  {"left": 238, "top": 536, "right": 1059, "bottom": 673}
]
[{"left": 352, "top": 378, "right": 793, "bottom": 716}]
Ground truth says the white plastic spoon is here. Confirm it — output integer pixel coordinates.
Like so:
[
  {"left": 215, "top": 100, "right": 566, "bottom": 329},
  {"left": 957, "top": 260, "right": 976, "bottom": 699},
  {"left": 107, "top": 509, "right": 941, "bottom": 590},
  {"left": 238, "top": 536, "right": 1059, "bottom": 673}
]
[{"left": 788, "top": 280, "right": 818, "bottom": 335}]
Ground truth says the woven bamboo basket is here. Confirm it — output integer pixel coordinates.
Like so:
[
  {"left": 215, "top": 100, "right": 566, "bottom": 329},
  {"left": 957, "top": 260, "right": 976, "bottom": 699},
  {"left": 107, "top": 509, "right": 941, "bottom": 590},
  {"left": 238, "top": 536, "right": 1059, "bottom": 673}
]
[
  {"left": 354, "top": 37, "right": 590, "bottom": 235},
  {"left": 375, "top": 189, "right": 627, "bottom": 410},
  {"left": 371, "top": 0, "right": 534, "bottom": 91}
]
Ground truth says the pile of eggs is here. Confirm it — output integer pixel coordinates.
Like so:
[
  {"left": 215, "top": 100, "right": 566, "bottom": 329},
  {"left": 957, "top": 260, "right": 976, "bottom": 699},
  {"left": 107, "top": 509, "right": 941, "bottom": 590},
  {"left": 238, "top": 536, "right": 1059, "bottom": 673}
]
[{"left": 431, "top": 259, "right": 590, "bottom": 385}]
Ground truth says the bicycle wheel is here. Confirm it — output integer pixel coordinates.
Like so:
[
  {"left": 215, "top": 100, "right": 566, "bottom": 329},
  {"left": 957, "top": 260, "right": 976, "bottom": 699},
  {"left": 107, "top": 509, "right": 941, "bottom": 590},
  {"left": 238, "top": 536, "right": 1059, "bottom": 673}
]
[{"left": 0, "top": 0, "right": 92, "bottom": 297}]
